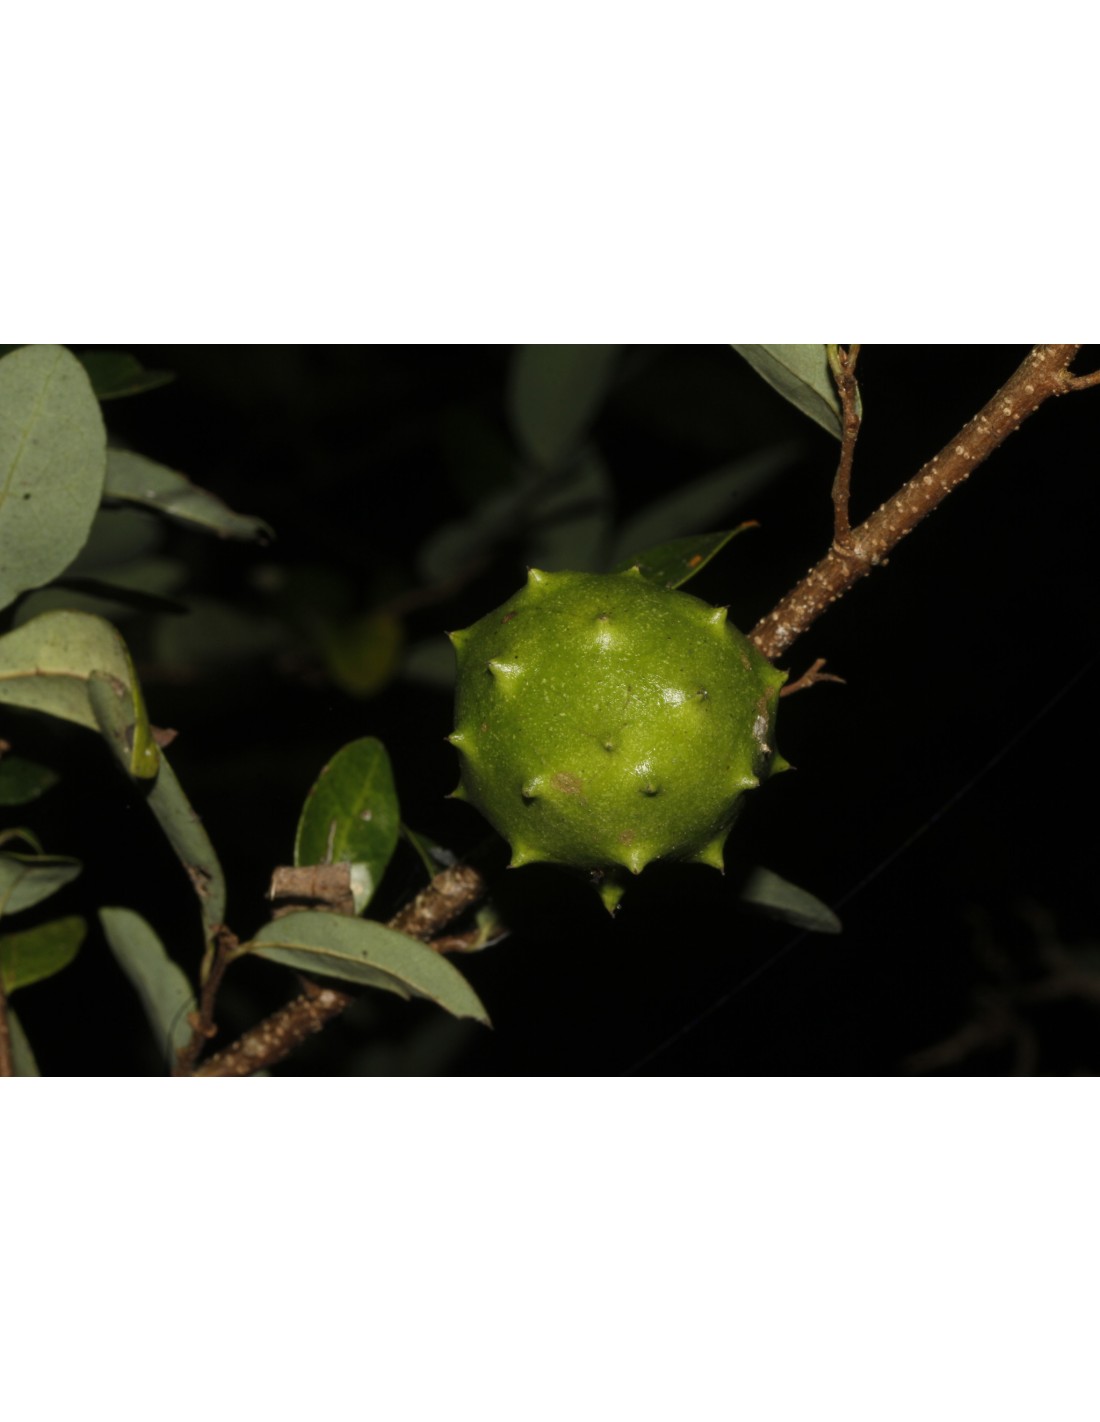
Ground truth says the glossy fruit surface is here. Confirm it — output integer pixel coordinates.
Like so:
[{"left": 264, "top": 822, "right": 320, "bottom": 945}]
[{"left": 448, "top": 568, "right": 786, "bottom": 911}]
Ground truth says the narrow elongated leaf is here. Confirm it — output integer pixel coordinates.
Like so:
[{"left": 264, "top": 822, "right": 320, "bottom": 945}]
[
  {"left": 105, "top": 449, "right": 272, "bottom": 542},
  {"left": 7, "top": 1006, "right": 38, "bottom": 1075},
  {"left": 731, "top": 346, "right": 853, "bottom": 439},
  {"left": 77, "top": 352, "right": 174, "bottom": 400},
  {"left": 66, "top": 506, "right": 164, "bottom": 575},
  {"left": 49, "top": 575, "right": 188, "bottom": 617},
  {"left": 0, "top": 853, "right": 82, "bottom": 918},
  {"left": 439, "top": 402, "right": 519, "bottom": 506},
  {"left": 146, "top": 755, "right": 227, "bottom": 938},
  {"left": 0, "top": 754, "right": 59, "bottom": 806},
  {"left": 509, "top": 345, "right": 621, "bottom": 469},
  {"left": 99, "top": 907, "right": 197, "bottom": 1068},
  {"left": 316, "top": 612, "right": 403, "bottom": 698},
  {"left": 247, "top": 911, "right": 491, "bottom": 1025},
  {"left": 416, "top": 481, "right": 528, "bottom": 583},
  {"left": 295, "top": 738, "right": 400, "bottom": 912},
  {"left": 526, "top": 449, "right": 613, "bottom": 572},
  {"left": 0, "top": 345, "right": 107, "bottom": 609},
  {"left": 610, "top": 443, "right": 798, "bottom": 566},
  {"left": 401, "top": 824, "right": 453, "bottom": 879},
  {"left": 151, "top": 596, "right": 287, "bottom": 674},
  {"left": 418, "top": 449, "right": 614, "bottom": 584},
  {"left": 0, "top": 610, "right": 159, "bottom": 778},
  {"left": 739, "top": 866, "right": 842, "bottom": 934},
  {"left": 401, "top": 636, "right": 456, "bottom": 690},
  {"left": 0, "top": 915, "right": 85, "bottom": 992},
  {"left": 613, "top": 525, "right": 757, "bottom": 590}
]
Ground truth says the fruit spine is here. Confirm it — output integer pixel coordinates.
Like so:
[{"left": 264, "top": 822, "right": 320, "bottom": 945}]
[{"left": 448, "top": 567, "right": 787, "bottom": 912}]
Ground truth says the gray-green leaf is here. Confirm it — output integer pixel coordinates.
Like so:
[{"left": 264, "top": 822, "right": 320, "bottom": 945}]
[
  {"left": 509, "top": 345, "right": 621, "bottom": 469},
  {"left": 0, "top": 610, "right": 159, "bottom": 778},
  {"left": 145, "top": 754, "right": 227, "bottom": 939},
  {"left": 610, "top": 443, "right": 799, "bottom": 566},
  {"left": 0, "top": 915, "right": 85, "bottom": 991},
  {"left": 246, "top": 911, "right": 491, "bottom": 1025},
  {"left": 0, "top": 853, "right": 82, "bottom": 918},
  {"left": 295, "top": 738, "right": 400, "bottom": 913},
  {"left": 739, "top": 866, "right": 841, "bottom": 934},
  {"left": 0, "top": 345, "right": 107, "bottom": 609},
  {"left": 731, "top": 345, "right": 851, "bottom": 439},
  {"left": 77, "top": 352, "right": 174, "bottom": 400},
  {"left": 99, "top": 907, "right": 197, "bottom": 1069},
  {"left": 105, "top": 449, "right": 272, "bottom": 542}
]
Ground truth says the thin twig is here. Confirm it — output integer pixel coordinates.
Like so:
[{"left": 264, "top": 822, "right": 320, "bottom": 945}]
[
  {"left": 779, "top": 658, "right": 845, "bottom": 697},
  {"left": 828, "top": 344, "right": 861, "bottom": 549},
  {"left": 173, "top": 924, "right": 239, "bottom": 1075},
  {"left": 190, "top": 864, "right": 488, "bottom": 1077},
  {"left": 751, "top": 345, "right": 1086, "bottom": 662},
  {"left": 1064, "top": 368, "right": 1100, "bottom": 392}
]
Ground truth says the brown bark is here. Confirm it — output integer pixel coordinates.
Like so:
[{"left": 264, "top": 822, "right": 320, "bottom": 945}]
[{"left": 750, "top": 345, "right": 1084, "bottom": 661}]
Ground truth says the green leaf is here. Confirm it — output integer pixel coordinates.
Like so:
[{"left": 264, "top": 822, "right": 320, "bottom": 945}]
[
  {"left": 0, "top": 754, "right": 59, "bottom": 806},
  {"left": 418, "top": 448, "right": 614, "bottom": 584},
  {"left": 77, "top": 352, "right": 174, "bottom": 400},
  {"left": 0, "top": 853, "right": 82, "bottom": 918},
  {"left": 151, "top": 596, "right": 287, "bottom": 674},
  {"left": 246, "top": 911, "right": 491, "bottom": 1025},
  {"left": 48, "top": 575, "right": 188, "bottom": 618},
  {"left": 401, "top": 824, "right": 451, "bottom": 879},
  {"left": 0, "top": 345, "right": 107, "bottom": 610},
  {"left": 87, "top": 668, "right": 160, "bottom": 781},
  {"left": 459, "top": 901, "right": 509, "bottom": 954},
  {"left": 610, "top": 444, "right": 799, "bottom": 566},
  {"left": 526, "top": 449, "right": 613, "bottom": 572},
  {"left": 99, "top": 907, "right": 197, "bottom": 1068},
  {"left": 316, "top": 612, "right": 404, "bottom": 698},
  {"left": 0, "top": 915, "right": 85, "bottom": 992},
  {"left": 438, "top": 402, "right": 520, "bottom": 508},
  {"left": 731, "top": 346, "right": 855, "bottom": 440},
  {"left": 104, "top": 449, "right": 272, "bottom": 542},
  {"left": 66, "top": 507, "right": 165, "bottom": 575},
  {"left": 13, "top": 559, "right": 187, "bottom": 626},
  {"left": 613, "top": 525, "right": 758, "bottom": 590},
  {"left": 509, "top": 345, "right": 621, "bottom": 469},
  {"left": 295, "top": 738, "right": 400, "bottom": 913},
  {"left": 0, "top": 610, "right": 159, "bottom": 778},
  {"left": 401, "top": 636, "right": 456, "bottom": 691},
  {"left": 415, "top": 481, "right": 527, "bottom": 583},
  {"left": 145, "top": 754, "right": 227, "bottom": 939},
  {"left": 7, "top": 1005, "right": 39, "bottom": 1074},
  {"left": 739, "top": 866, "right": 842, "bottom": 934}
]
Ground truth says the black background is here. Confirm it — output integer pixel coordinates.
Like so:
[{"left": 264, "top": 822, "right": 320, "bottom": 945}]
[{"left": 8, "top": 345, "right": 1099, "bottom": 1075}]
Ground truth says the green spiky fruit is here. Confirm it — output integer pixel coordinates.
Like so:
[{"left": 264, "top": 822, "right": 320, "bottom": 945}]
[{"left": 448, "top": 568, "right": 787, "bottom": 912}]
